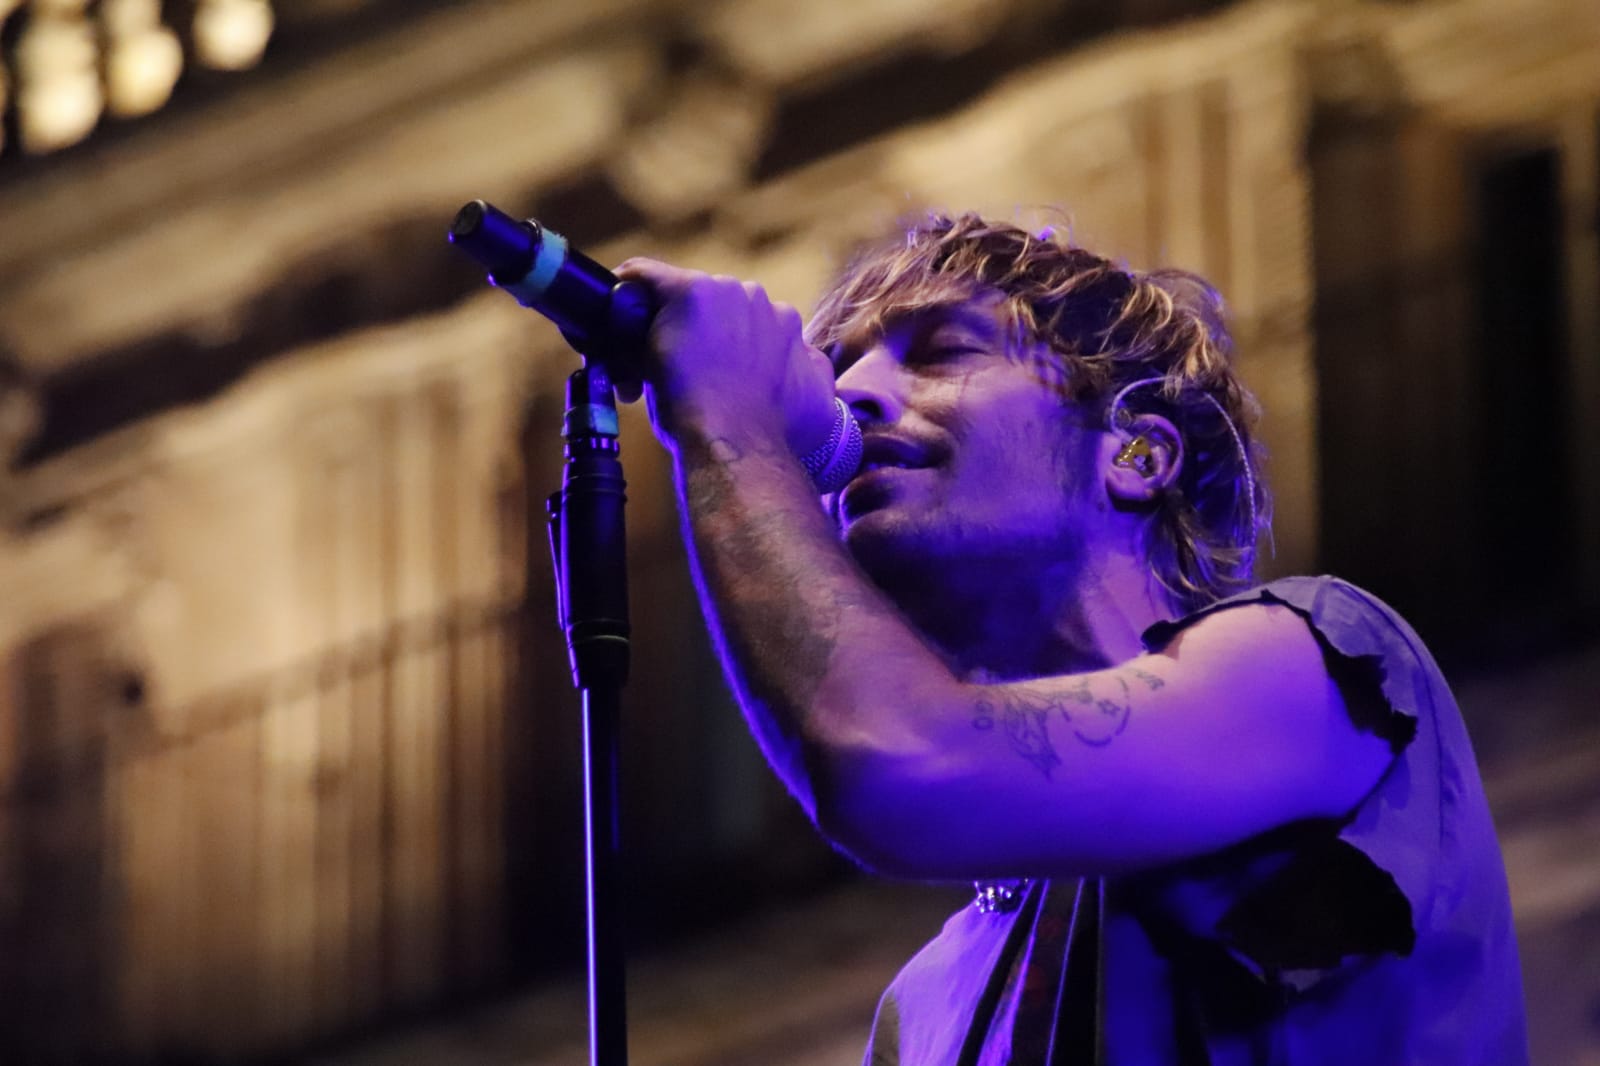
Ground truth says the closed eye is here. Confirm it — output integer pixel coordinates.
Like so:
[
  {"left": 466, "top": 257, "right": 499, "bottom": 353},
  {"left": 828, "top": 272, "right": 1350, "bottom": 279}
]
[{"left": 910, "top": 344, "right": 986, "bottom": 369}]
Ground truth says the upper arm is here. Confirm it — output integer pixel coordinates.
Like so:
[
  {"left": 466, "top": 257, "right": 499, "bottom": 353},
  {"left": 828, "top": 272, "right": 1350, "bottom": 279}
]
[{"left": 815, "top": 603, "right": 1397, "bottom": 881}]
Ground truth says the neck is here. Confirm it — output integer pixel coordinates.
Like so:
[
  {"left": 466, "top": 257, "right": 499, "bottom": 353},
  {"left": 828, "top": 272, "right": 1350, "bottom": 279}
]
[{"left": 869, "top": 542, "right": 1175, "bottom": 682}]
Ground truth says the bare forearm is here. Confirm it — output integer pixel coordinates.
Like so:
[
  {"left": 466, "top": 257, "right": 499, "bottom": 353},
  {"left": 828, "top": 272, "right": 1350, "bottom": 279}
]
[{"left": 671, "top": 430, "right": 952, "bottom": 819}]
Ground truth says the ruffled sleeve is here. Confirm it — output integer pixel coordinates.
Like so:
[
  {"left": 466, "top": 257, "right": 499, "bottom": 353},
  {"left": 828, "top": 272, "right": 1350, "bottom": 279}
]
[{"left": 1139, "top": 576, "right": 1445, "bottom": 988}]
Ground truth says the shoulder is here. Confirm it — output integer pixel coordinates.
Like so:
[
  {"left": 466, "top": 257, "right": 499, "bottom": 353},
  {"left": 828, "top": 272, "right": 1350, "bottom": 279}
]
[
  {"left": 1144, "top": 576, "right": 1429, "bottom": 753},
  {"left": 1144, "top": 576, "right": 1392, "bottom": 651},
  {"left": 1137, "top": 577, "right": 1366, "bottom": 701}
]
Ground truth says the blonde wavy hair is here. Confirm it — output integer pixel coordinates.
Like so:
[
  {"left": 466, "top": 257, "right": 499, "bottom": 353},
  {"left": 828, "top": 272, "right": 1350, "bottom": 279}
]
[{"left": 806, "top": 211, "right": 1271, "bottom": 610}]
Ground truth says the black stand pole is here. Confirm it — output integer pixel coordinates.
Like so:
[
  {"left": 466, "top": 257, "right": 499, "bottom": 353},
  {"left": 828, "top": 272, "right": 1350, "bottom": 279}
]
[
  {"left": 446, "top": 201, "right": 650, "bottom": 1066},
  {"left": 547, "top": 363, "right": 631, "bottom": 1066}
]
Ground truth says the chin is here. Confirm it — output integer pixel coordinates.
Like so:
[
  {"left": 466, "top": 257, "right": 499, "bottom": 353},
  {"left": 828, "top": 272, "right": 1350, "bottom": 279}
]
[{"left": 841, "top": 513, "right": 944, "bottom": 582}]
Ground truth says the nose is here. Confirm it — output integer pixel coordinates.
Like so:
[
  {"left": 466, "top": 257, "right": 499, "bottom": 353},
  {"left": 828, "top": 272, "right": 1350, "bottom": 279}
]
[{"left": 835, "top": 346, "right": 906, "bottom": 427}]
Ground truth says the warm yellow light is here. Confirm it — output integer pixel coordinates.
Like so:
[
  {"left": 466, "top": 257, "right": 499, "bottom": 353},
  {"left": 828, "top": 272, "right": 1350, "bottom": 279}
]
[
  {"left": 15, "top": 9, "right": 103, "bottom": 153},
  {"left": 102, "top": 0, "right": 162, "bottom": 36},
  {"left": 2, "top": 0, "right": 276, "bottom": 153},
  {"left": 33, "top": 0, "right": 90, "bottom": 15},
  {"left": 194, "top": 0, "right": 274, "bottom": 71},
  {"left": 102, "top": 0, "right": 183, "bottom": 117},
  {"left": 106, "top": 28, "right": 183, "bottom": 117},
  {"left": 19, "top": 73, "right": 102, "bottom": 152},
  {"left": 14, "top": 9, "right": 98, "bottom": 77}
]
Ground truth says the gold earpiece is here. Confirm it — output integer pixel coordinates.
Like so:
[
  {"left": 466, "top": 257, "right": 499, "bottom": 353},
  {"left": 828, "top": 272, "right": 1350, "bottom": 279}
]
[{"left": 1114, "top": 435, "right": 1157, "bottom": 477}]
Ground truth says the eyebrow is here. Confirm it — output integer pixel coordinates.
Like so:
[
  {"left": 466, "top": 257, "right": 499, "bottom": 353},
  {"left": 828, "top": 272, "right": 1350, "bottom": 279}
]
[{"left": 923, "top": 306, "right": 1002, "bottom": 344}]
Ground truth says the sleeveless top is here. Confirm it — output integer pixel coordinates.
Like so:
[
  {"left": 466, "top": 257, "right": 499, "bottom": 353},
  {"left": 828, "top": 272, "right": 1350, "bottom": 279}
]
[{"left": 862, "top": 576, "right": 1528, "bottom": 1065}]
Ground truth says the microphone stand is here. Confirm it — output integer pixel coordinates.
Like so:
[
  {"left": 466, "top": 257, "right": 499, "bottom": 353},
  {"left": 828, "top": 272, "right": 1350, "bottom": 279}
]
[
  {"left": 446, "top": 201, "right": 649, "bottom": 1066},
  {"left": 547, "top": 360, "right": 631, "bottom": 1066}
]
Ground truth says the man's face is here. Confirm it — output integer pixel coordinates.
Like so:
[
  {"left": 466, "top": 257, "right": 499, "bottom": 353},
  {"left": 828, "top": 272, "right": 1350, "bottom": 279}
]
[{"left": 827, "top": 294, "right": 1101, "bottom": 578}]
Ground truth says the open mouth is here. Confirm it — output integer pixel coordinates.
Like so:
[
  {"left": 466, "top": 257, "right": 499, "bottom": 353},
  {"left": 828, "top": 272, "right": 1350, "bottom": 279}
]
[
  {"left": 832, "top": 433, "right": 940, "bottom": 523},
  {"left": 859, "top": 458, "right": 919, "bottom": 474},
  {"left": 855, "top": 433, "right": 931, "bottom": 475},
  {"left": 838, "top": 462, "right": 923, "bottom": 523}
]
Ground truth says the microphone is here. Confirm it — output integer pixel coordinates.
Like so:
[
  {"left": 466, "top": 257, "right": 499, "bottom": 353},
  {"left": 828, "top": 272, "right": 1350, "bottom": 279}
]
[
  {"left": 448, "top": 199, "right": 654, "bottom": 359},
  {"left": 448, "top": 200, "right": 862, "bottom": 493}
]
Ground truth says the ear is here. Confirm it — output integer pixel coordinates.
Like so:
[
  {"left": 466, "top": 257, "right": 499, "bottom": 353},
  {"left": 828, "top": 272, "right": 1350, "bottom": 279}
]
[{"left": 1104, "top": 413, "right": 1183, "bottom": 504}]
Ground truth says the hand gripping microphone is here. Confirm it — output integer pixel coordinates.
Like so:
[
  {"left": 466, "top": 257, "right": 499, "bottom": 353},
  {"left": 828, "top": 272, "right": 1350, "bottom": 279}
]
[{"left": 448, "top": 200, "right": 862, "bottom": 494}]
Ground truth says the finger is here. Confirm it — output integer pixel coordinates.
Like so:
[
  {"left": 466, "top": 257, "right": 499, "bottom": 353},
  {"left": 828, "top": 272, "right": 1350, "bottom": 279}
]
[
  {"left": 741, "top": 280, "right": 772, "bottom": 311},
  {"left": 774, "top": 301, "right": 805, "bottom": 336},
  {"left": 614, "top": 258, "right": 704, "bottom": 298},
  {"left": 614, "top": 377, "right": 644, "bottom": 404}
]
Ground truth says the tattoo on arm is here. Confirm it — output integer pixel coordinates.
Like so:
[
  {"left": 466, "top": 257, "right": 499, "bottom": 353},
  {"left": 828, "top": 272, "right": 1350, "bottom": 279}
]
[
  {"left": 1064, "top": 675, "right": 1132, "bottom": 747},
  {"left": 681, "top": 442, "right": 879, "bottom": 722},
  {"left": 972, "top": 670, "right": 1143, "bottom": 776},
  {"left": 974, "top": 695, "right": 1062, "bottom": 781},
  {"left": 1130, "top": 667, "right": 1165, "bottom": 691}
]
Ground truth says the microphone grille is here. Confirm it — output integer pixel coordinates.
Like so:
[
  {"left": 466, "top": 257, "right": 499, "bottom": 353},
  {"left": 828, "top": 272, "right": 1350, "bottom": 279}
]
[{"left": 808, "top": 400, "right": 863, "bottom": 495}]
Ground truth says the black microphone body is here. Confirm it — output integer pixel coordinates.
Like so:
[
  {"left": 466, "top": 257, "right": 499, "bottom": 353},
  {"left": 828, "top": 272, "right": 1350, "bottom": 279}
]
[{"left": 449, "top": 200, "right": 653, "bottom": 364}]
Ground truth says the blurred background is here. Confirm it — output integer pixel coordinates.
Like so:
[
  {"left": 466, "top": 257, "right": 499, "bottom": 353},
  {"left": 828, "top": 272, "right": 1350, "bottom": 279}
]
[{"left": 0, "top": 0, "right": 1596, "bottom": 1063}]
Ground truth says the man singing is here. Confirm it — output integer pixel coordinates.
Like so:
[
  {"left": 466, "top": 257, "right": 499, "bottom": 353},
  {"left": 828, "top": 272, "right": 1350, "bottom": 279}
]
[{"left": 615, "top": 212, "right": 1526, "bottom": 1064}]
